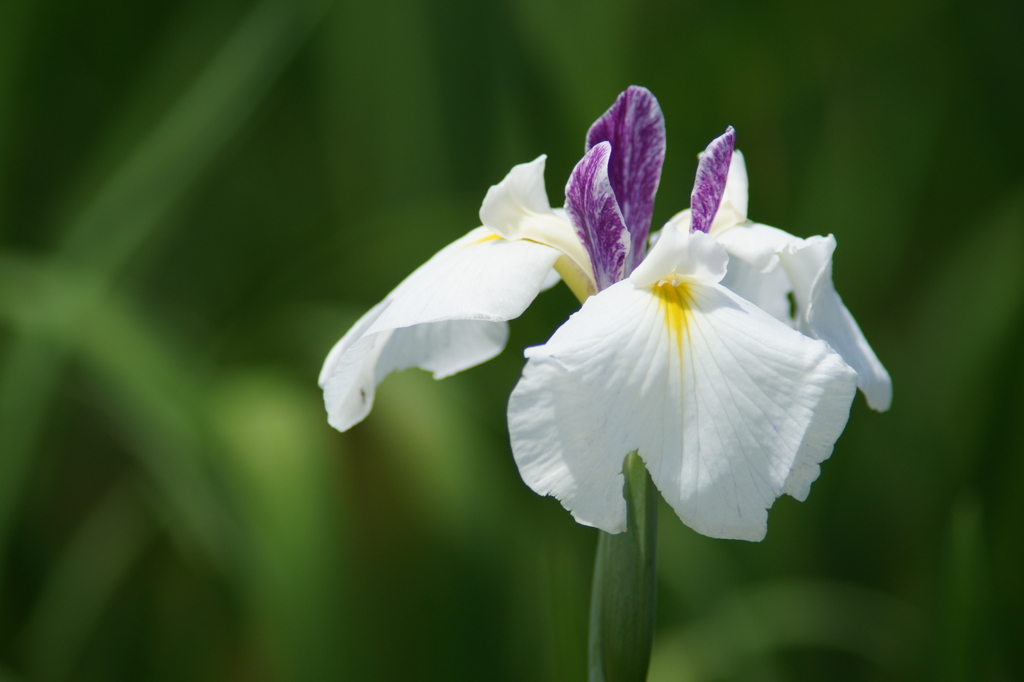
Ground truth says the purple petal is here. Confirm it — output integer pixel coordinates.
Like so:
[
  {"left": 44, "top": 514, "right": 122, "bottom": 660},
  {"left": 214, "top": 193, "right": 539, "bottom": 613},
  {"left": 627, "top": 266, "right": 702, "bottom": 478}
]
[
  {"left": 689, "top": 126, "right": 736, "bottom": 234},
  {"left": 564, "top": 142, "right": 630, "bottom": 291},
  {"left": 585, "top": 86, "right": 666, "bottom": 272}
]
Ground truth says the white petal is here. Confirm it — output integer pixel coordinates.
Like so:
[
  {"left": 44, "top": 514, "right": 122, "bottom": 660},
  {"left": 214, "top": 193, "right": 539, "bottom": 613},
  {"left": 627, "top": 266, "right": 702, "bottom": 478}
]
[
  {"left": 629, "top": 224, "right": 728, "bottom": 288},
  {"left": 321, "top": 327, "right": 392, "bottom": 432},
  {"left": 720, "top": 255, "right": 794, "bottom": 327},
  {"left": 540, "top": 267, "right": 562, "bottom": 291},
  {"left": 379, "top": 318, "right": 509, "bottom": 380},
  {"left": 509, "top": 260, "right": 857, "bottom": 541},
  {"left": 779, "top": 235, "right": 892, "bottom": 411},
  {"left": 321, "top": 228, "right": 560, "bottom": 431},
  {"left": 647, "top": 227, "right": 664, "bottom": 249},
  {"left": 321, "top": 317, "right": 511, "bottom": 433},
  {"left": 367, "top": 228, "right": 559, "bottom": 333},
  {"left": 714, "top": 221, "right": 797, "bottom": 272},
  {"left": 479, "top": 156, "right": 596, "bottom": 299},
  {"left": 318, "top": 298, "right": 388, "bottom": 388},
  {"left": 480, "top": 155, "right": 553, "bottom": 219}
]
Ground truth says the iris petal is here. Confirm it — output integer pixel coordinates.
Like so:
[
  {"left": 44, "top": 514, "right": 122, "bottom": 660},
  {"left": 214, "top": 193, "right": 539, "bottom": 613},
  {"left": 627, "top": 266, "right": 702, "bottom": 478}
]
[
  {"left": 585, "top": 85, "right": 666, "bottom": 272},
  {"left": 780, "top": 236, "right": 893, "bottom": 411},
  {"left": 321, "top": 227, "right": 560, "bottom": 431},
  {"left": 508, "top": 230, "right": 857, "bottom": 540},
  {"left": 564, "top": 142, "right": 631, "bottom": 291},
  {"left": 690, "top": 127, "right": 735, "bottom": 234},
  {"left": 480, "top": 155, "right": 597, "bottom": 300}
]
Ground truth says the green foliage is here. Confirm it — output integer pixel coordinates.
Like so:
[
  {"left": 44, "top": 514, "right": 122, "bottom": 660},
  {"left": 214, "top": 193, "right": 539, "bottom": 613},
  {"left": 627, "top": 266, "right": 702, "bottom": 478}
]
[{"left": 0, "top": 0, "right": 1021, "bottom": 679}]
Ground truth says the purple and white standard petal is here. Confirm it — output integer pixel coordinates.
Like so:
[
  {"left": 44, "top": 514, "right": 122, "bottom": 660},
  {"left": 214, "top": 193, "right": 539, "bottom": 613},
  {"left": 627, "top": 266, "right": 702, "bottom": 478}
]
[
  {"left": 480, "top": 155, "right": 597, "bottom": 300},
  {"left": 320, "top": 227, "right": 560, "bottom": 431},
  {"left": 508, "top": 228, "right": 857, "bottom": 540},
  {"left": 779, "top": 236, "right": 892, "bottom": 411},
  {"left": 585, "top": 85, "right": 666, "bottom": 271},
  {"left": 709, "top": 149, "right": 749, "bottom": 232},
  {"left": 690, "top": 127, "right": 736, "bottom": 234},
  {"left": 669, "top": 147, "right": 789, "bottom": 271},
  {"left": 668, "top": 149, "right": 747, "bottom": 238},
  {"left": 564, "top": 142, "right": 631, "bottom": 291}
]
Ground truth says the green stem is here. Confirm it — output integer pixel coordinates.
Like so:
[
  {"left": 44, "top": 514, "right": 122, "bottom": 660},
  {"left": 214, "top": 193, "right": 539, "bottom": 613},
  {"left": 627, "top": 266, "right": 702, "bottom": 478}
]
[{"left": 588, "top": 452, "right": 658, "bottom": 682}]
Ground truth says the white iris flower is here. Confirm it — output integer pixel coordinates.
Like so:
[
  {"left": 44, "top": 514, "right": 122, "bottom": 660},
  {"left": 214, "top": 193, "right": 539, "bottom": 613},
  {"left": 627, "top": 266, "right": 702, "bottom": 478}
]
[
  {"left": 321, "top": 86, "right": 886, "bottom": 544},
  {"left": 506, "top": 91, "right": 869, "bottom": 542}
]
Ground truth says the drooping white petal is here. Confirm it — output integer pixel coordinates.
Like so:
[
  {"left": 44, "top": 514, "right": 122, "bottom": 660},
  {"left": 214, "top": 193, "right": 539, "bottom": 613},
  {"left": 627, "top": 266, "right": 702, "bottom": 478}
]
[
  {"left": 366, "top": 228, "right": 558, "bottom": 333},
  {"left": 321, "top": 227, "right": 560, "bottom": 432},
  {"left": 508, "top": 230, "right": 857, "bottom": 541},
  {"left": 318, "top": 298, "right": 388, "bottom": 389},
  {"left": 323, "top": 318, "right": 509, "bottom": 432},
  {"left": 479, "top": 155, "right": 596, "bottom": 299},
  {"left": 778, "top": 235, "right": 892, "bottom": 411}
]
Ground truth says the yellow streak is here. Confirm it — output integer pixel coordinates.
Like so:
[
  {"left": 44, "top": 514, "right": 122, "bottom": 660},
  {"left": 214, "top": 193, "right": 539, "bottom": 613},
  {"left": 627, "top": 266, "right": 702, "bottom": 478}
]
[
  {"left": 653, "top": 280, "right": 692, "bottom": 356},
  {"left": 462, "top": 232, "right": 503, "bottom": 248}
]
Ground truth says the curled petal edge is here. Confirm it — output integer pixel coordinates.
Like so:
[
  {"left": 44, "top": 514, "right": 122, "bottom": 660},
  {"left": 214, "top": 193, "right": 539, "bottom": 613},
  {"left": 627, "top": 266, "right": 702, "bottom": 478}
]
[
  {"left": 480, "top": 155, "right": 597, "bottom": 300},
  {"left": 321, "top": 228, "right": 561, "bottom": 431},
  {"left": 779, "top": 236, "right": 893, "bottom": 411}
]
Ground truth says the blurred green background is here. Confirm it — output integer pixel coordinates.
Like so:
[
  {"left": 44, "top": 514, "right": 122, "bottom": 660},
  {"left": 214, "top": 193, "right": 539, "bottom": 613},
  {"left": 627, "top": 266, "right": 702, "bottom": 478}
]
[{"left": 0, "top": 0, "right": 1021, "bottom": 679}]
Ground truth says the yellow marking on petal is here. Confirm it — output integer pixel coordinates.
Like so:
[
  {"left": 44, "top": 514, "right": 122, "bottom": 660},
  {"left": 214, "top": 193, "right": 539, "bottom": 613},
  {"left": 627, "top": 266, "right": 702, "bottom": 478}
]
[
  {"left": 653, "top": 279, "right": 693, "bottom": 356},
  {"left": 462, "top": 231, "right": 504, "bottom": 249}
]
